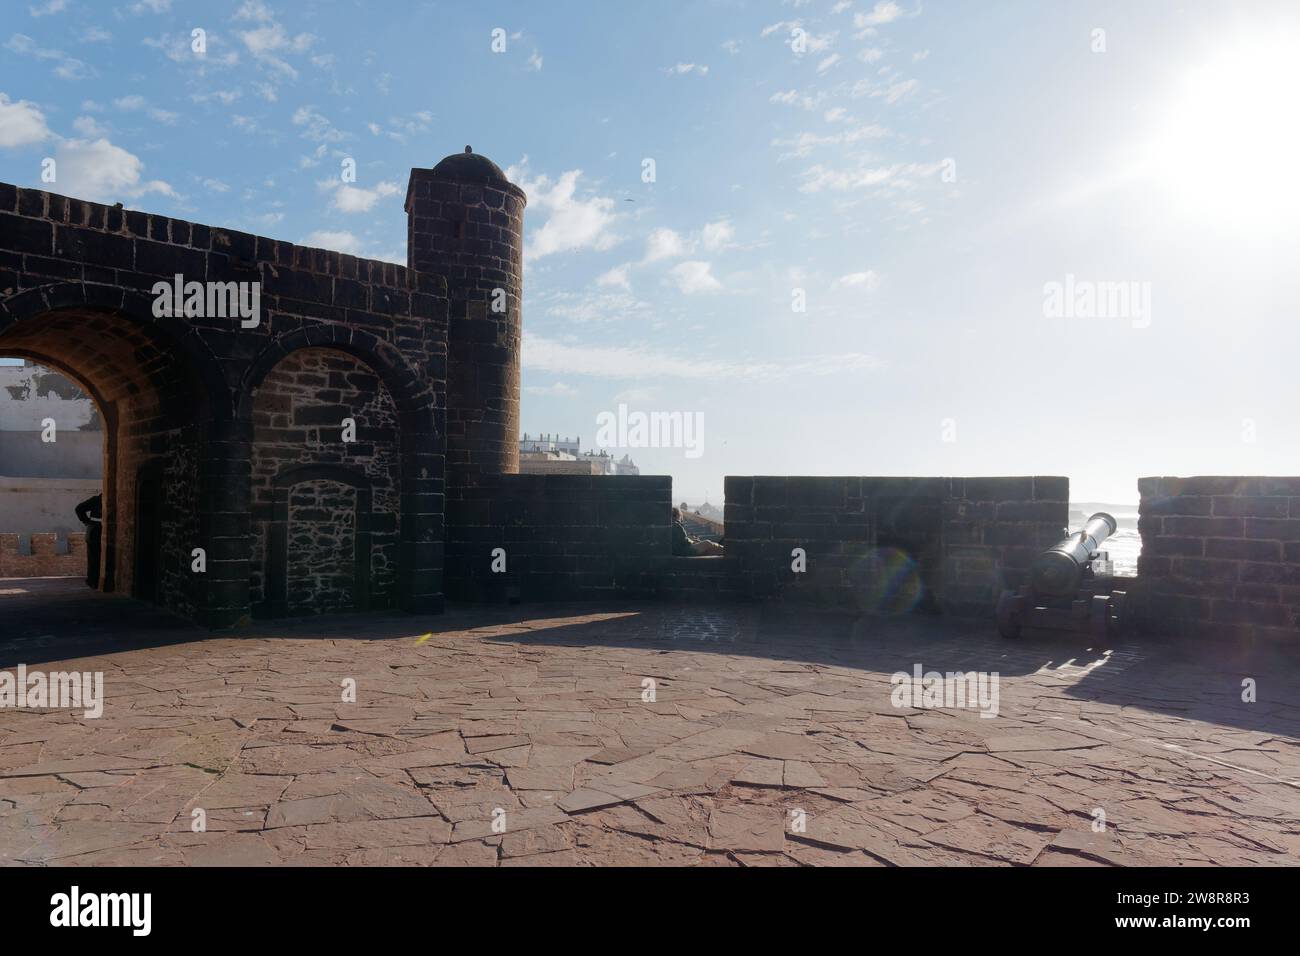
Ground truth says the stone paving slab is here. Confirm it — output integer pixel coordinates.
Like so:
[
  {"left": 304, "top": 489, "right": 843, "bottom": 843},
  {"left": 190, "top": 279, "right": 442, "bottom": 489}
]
[{"left": 2, "top": 585, "right": 1299, "bottom": 866}]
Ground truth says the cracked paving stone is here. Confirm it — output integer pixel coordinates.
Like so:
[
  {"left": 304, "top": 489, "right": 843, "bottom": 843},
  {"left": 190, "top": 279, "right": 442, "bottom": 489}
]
[
  {"left": 707, "top": 807, "right": 786, "bottom": 853},
  {"left": 2, "top": 597, "right": 1297, "bottom": 867}
]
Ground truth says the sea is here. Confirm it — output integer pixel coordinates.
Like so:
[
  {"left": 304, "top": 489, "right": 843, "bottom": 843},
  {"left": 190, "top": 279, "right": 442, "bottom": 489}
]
[{"left": 1071, "top": 505, "right": 1141, "bottom": 575}]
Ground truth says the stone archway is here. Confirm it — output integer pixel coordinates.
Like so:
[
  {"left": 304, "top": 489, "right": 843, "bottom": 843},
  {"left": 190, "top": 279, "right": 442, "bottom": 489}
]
[{"left": 0, "top": 285, "right": 232, "bottom": 620}]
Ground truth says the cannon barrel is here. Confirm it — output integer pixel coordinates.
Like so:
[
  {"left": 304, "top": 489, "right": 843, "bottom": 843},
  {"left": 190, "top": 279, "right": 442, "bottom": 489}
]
[{"left": 1030, "top": 512, "right": 1117, "bottom": 597}]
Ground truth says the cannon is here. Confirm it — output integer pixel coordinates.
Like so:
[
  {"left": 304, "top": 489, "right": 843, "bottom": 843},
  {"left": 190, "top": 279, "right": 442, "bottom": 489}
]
[{"left": 996, "top": 512, "right": 1128, "bottom": 639}]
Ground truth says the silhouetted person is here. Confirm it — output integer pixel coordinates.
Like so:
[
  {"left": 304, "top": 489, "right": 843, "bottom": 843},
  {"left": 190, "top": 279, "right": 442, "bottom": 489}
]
[
  {"left": 75, "top": 493, "right": 102, "bottom": 589},
  {"left": 672, "top": 507, "right": 724, "bottom": 556}
]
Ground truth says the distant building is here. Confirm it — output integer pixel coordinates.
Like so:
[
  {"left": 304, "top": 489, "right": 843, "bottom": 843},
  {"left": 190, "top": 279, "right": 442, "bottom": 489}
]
[
  {"left": 517, "top": 450, "right": 603, "bottom": 476},
  {"left": 0, "top": 360, "right": 102, "bottom": 537},
  {"left": 518, "top": 434, "right": 639, "bottom": 476},
  {"left": 520, "top": 433, "right": 581, "bottom": 456}
]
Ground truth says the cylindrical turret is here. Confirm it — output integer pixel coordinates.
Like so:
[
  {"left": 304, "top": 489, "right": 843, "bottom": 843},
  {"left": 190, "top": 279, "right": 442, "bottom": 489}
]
[
  {"left": 406, "top": 147, "right": 526, "bottom": 485},
  {"left": 1030, "top": 512, "right": 1117, "bottom": 596}
]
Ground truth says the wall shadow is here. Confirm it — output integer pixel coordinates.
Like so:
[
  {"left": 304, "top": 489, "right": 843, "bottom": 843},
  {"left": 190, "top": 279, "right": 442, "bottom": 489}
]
[{"left": 2, "top": 579, "right": 1296, "bottom": 741}]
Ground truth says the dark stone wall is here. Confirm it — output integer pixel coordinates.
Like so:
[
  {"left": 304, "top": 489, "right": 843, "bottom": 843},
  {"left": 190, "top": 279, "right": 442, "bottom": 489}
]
[
  {"left": 406, "top": 157, "right": 525, "bottom": 488},
  {"left": 1138, "top": 476, "right": 1300, "bottom": 641},
  {"left": 723, "top": 476, "right": 1067, "bottom": 616},
  {"left": 286, "top": 479, "right": 358, "bottom": 615},
  {"left": 0, "top": 180, "right": 448, "bottom": 627},
  {"left": 250, "top": 347, "right": 403, "bottom": 615},
  {"left": 445, "top": 474, "right": 672, "bottom": 601}
]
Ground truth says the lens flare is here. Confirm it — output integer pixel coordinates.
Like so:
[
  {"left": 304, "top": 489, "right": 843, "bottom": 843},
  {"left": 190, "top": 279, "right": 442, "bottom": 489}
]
[{"left": 853, "top": 546, "right": 925, "bottom": 616}]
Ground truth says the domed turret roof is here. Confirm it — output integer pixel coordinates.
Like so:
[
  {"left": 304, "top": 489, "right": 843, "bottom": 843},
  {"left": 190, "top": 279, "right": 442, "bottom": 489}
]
[{"left": 431, "top": 146, "right": 508, "bottom": 184}]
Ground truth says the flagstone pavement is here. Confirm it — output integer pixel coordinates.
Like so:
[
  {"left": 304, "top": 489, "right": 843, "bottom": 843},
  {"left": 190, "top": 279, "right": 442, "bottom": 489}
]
[{"left": 2, "top": 577, "right": 1298, "bottom": 867}]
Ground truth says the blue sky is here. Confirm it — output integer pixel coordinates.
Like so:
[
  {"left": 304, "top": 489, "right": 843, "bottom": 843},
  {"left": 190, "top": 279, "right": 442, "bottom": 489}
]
[{"left": 3, "top": 0, "right": 1299, "bottom": 503}]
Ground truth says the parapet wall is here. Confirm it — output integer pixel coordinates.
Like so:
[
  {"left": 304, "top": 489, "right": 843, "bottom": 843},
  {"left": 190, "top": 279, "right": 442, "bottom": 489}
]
[
  {"left": 724, "top": 476, "right": 1068, "bottom": 616},
  {"left": 1138, "top": 477, "right": 1300, "bottom": 641},
  {"left": 0, "top": 531, "right": 86, "bottom": 577},
  {"left": 445, "top": 474, "right": 671, "bottom": 601}
]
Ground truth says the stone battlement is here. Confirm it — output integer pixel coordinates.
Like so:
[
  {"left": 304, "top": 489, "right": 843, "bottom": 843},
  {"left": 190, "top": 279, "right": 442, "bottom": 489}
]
[{"left": 0, "top": 531, "right": 86, "bottom": 578}]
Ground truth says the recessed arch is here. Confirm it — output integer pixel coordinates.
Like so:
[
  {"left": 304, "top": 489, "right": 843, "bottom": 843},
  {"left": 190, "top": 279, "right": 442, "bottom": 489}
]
[
  {"left": 264, "top": 463, "right": 373, "bottom": 617},
  {"left": 239, "top": 325, "right": 437, "bottom": 420},
  {"left": 249, "top": 345, "right": 406, "bottom": 616},
  {"left": 245, "top": 330, "right": 444, "bottom": 617}
]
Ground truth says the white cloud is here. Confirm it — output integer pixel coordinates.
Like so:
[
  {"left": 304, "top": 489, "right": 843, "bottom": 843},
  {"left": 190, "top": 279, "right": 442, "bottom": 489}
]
[
  {"left": 29, "top": 0, "right": 68, "bottom": 17},
  {"left": 802, "top": 30, "right": 839, "bottom": 53},
  {"left": 234, "top": 2, "right": 314, "bottom": 81},
  {"left": 71, "top": 114, "right": 107, "bottom": 137},
  {"left": 761, "top": 20, "right": 800, "bottom": 38},
  {"left": 817, "top": 53, "right": 842, "bottom": 73},
  {"left": 127, "top": 0, "right": 171, "bottom": 13},
  {"left": 112, "top": 94, "right": 178, "bottom": 124},
  {"left": 543, "top": 290, "right": 652, "bottom": 323},
  {"left": 303, "top": 229, "right": 362, "bottom": 255},
  {"left": 5, "top": 33, "right": 90, "bottom": 80},
  {"left": 322, "top": 180, "right": 402, "bottom": 214},
  {"left": 643, "top": 227, "right": 690, "bottom": 263},
  {"left": 797, "top": 160, "right": 945, "bottom": 193},
  {"left": 527, "top": 50, "right": 543, "bottom": 71},
  {"left": 53, "top": 137, "right": 176, "bottom": 203},
  {"left": 666, "top": 63, "right": 709, "bottom": 76},
  {"left": 524, "top": 382, "right": 576, "bottom": 396},
  {"left": 699, "top": 220, "right": 734, "bottom": 251},
  {"left": 879, "top": 78, "right": 919, "bottom": 103},
  {"left": 855, "top": 2, "right": 903, "bottom": 29},
  {"left": 292, "top": 105, "right": 346, "bottom": 142},
  {"left": 0, "top": 93, "right": 52, "bottom": 147},
  {"left": 506, "top": 163, "right": 620, "bottom": 261},
  {"left": 524, "top": 332, "right": 880, "bottom": 381},
  {"left": 234, "top": 0, "right": 272, "bottom": 21},
  {"left": 643, "top": 220, "right": 734, "bottom": 263},
  {"left": 769, "top": 89, "right": 824, "bottom": 111},
  {"left": 668, "top": 260, "right": 722, "bottom": 294},
  {"left": 859, "top": 47, "right": 884, "bottom": 63},
  {"left": 771, "top": 123, "right": 890, "bottom": 159},
  {"left": 596, "top": 264, "right": 631, "bottom": 289},
  {"left": 835, "top": 270, "right": 881, "bottom": 290}
]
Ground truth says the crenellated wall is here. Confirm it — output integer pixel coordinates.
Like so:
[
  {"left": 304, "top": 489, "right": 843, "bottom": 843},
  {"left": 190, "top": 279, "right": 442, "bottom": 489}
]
[
  {"left": 1138, "top": 477, "right": 1300, "bottom": 641},
  {"left": 0, "top": 531, "right": 87, "bottom": 577},
  {"left": 723, "top": 476, "right": 1068, "bottom": 615}
]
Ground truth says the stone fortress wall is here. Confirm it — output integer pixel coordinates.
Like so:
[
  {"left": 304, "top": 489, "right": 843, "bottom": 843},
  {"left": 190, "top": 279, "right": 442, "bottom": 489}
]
[{"left": 2, "top": 151, "right": 1295, "bottom": 639}]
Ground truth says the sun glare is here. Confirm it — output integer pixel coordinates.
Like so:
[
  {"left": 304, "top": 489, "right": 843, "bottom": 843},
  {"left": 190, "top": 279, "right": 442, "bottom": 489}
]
[{"left": 1143, "top": 33, "right": 1300, "bottom": 235}]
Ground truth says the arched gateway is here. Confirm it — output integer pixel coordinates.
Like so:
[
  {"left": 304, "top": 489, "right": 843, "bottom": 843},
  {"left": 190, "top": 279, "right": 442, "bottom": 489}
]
[{"left": 0, "top": 148, "right": 526, "bottom": 626}]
